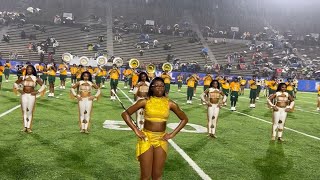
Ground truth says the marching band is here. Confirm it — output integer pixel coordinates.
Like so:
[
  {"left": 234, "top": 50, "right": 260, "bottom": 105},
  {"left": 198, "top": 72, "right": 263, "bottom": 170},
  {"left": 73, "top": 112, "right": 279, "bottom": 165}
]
[{"left": 0, "top": 54, "right": 318, "bottom": 143}]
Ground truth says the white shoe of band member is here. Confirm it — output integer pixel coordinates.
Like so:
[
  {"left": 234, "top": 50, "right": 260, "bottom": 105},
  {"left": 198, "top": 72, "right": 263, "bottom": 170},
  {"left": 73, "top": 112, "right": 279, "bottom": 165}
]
[
  {"left": 6, "top": 80, "right": 8, "bottom": 82},
  {"left": 63, "top": 86, "right": 66, "bottom": 89},
  {"left": 253, "top": 104, "right": 256, "bottom": 108},
  {"left": 317, "top": 107, "right": 320, "bottom": 111},
  {"left": 233, "top": 107, "right": 236, "bottom": 111},
  {"left": 102, "top": 85, "right": 105, "bottom": 87},
  {"left": 124, "top": 86, "right": 127, "bottom": 89},
  {"left": 48, "top": 93, "right": 51, "bottom": 97},
  {"left": 230, "top": 107, "right": 233, "bottom": 111},
  {"left": 51, "top": 93, "right": 54, "bottom": 97},
  {"left": 60, "top": 86, "right": 62, "bottom": 89},
  {"left": 256, "top": 97, "right": 259, "bottom": 100},
  {"left": 178, "top": 89, "right": 181, "bottom": 92},
  {"left": 190, "top": 100, "right": 192, "bottom": 104},
  {"left": 249, "top": 104, "right": 253, "bottom": 108}
]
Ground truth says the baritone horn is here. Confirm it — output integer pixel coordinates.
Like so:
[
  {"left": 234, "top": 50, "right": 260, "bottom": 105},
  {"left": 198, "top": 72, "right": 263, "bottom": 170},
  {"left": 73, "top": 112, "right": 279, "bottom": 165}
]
[
  {"left": 146, "top": 64, "right": 156, "bottom": 73},
  {"left": 129, "top": 58, "right": 139, "bottom": 69},
  {"left": 62, "top": 53, "right": 73, "bottom": 63},
  {"left": 113, "top": 57, "right": 123, "bottom": 67},
  {"left": 162, "top": 62, "right": 173, "bottom": 72}
]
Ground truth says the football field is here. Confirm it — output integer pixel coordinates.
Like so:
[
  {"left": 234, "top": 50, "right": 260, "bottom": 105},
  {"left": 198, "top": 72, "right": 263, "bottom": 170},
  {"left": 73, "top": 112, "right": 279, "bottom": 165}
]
[{"left": 0, "top": 76, "right": 319, "bottom": 180}]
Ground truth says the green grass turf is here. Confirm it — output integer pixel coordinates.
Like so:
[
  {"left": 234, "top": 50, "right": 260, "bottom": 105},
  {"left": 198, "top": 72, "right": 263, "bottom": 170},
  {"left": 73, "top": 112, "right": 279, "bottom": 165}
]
[{"left": 0, "top": 76, "right": 319, "bottom": 179}]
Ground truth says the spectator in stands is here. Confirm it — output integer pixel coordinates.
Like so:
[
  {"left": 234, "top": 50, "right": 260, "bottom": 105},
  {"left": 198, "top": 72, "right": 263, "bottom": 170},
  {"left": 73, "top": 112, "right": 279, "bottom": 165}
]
[
  {"left": 81, "top": 26, "right": 90, "bottom": 32},
  {"left": 98, "top": 35, "right": 104, "bottom": 42},
  {"left": 153, "top": 39, "right": 159, "bottom": 48},
  {"left": 163, "top": 43, "right": 171, "bottom": 50},
  {"left": 2, "top": 34, "right": 10, "bottom": 43},
  {"left": 21, "top": 30, "right": 26, "bottom": 39},
  {"left": 139, "top": 49, "right": 144, "bottom": 56}
]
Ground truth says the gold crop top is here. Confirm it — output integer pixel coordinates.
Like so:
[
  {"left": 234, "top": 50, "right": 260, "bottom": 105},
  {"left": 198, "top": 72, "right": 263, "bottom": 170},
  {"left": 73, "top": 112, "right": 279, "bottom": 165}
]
[{"left": 144, "top": 96, "right": 170, "bottom": 122}]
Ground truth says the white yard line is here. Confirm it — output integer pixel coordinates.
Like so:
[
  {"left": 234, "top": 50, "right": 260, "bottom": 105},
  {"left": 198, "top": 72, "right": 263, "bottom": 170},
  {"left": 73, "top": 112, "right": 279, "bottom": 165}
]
[
  {"left": 0, "top": 83, "right": 66, "bottom": 119},
  {"left": 173, "top": 91, "right": 320, "bottom": 141},
  {"left": 118, "top": 88, "right": 212, "bottom": 180}
]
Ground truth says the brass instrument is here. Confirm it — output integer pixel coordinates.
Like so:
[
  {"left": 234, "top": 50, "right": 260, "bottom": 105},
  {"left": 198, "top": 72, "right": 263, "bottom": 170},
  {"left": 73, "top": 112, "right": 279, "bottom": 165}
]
[
  {"left": 129, "top": 58, "right": 139, "bottom": 69},
  {"left": 62, "top": 53, "right": 73, "bottom": 63},
  {"left": 162, "top": 62, "right": 173, "bottom": 72},
  {"left": 96, "top": 56, "right": 107, "bottom": 66},
  {"left": 79, "top": 56, "right": 89, "bottom": 66},
  {"left": 113, "top": 57, "right": 123, "bottom": 67},
  {"left": 146, "top": 63, "right": 156, "bottom": 74}
]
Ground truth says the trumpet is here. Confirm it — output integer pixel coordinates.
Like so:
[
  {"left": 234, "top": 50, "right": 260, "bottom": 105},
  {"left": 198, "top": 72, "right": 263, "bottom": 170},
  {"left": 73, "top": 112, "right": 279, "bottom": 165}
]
[
  {"left": 129, "top": 58, "right": 139, "bottom": 69},
  {"left": 146, "top": 63, "right": 156, "bottom": 74},
  {"left": 162, "top": 62, "right": 173, "bottom": 72}
]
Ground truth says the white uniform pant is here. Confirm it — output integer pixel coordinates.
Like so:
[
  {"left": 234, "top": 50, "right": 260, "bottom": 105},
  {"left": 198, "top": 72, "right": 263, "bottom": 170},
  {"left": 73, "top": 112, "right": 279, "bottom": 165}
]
[
  {"left": 78, "top": 97, "right": 93, "bottom": 130},
  {"left": 272, "top": 107, "right": 287, "bottom": 137},
  {"left": 21, "top": 93, "right": 36, "bottom": 129},
  {"left": 136, "top": 97, "right": 145, "bottom": 129},
  {"left": 207, "top": 104, "right": 220, "bottom": 134}
]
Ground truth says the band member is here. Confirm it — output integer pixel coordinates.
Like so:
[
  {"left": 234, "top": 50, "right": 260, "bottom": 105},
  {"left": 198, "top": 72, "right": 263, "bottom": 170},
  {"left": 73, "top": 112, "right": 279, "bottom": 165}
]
[
  {"left": 133, "top": 72, "right": 150, "bottom": 129},
  {"left": 202, "top": 73, "right": 213, "bottom": 104},
  {"left": 88, "top": 66, "right": 94, "bottom": 75},
  {"left": 70, "top": 64, "right": 78, "bottom": 86},
  {"left": 186, "top": 74, "right": 196, "bottom": 104},
  {"left": 286, "top": 78, "right": 295, "bottom": 98},
  {"left": 76, "top": 65, "right": 84, "bottom": 82},
  {"left": 267, "top": 83, "right": 295, "bottom": 141},
  {"left": 317, "top": 85, "right": 320, "bottom": 111},
  {"left": 147, "top": 71, "right": 155, "bottom": 81},
  {"left": 35, "top": 63, "right": 44, "bottom": 79},
  {"left": 219, "top": 76, "right": 230, "bottom": 106},
  {"left": 239, "top": 76, "right": 247, "bottom": 95},
  {"left": 249, "top": 76, "right": 257, "bottom": 108},
  {"left": 263, "top": 79, "right": 269, "bottom": 97},
  {"left": 176, "top": 73, "right": 183, "bottom": 92},
  {"left": 0, "top": 62, "right": 3, "bottom": 90},
  {"left": 161, "top": 70, "right": 172, "bottom": 96},
  {"left": 256, "top": 78, "right": 262, "bottom": 100},
  {"left": 71, "top": 71, "right": 101, "bottom": 133},
  {"left": 193, "top": 73, "right": 200, "bottom": 95},
  {"left": 131, "top": 70, "right": 139, "bottom": 91},
  {"left": 122, "top": 67, "right": 130, "bottom": 89},
  {"left": 200, "top": 80, "right": 226, "bottom": 138},
  {"left": 94, "top": 65, "right": 104, "bottom": 88},
  {"left": 268, "top": 77, "right": 277, "bottom": 96},
  {"left": 229, "top": 77, "right": 240, "bottom": 111},
  {"left": 58, "top": 63, "right": 68, "bottom": 89},
  {"left": 203, "top": 73, "right": 213, "bottom": 92},
  {"left": 47, "top": 63, "right": 57, "bottom": 97},
  {"left": 101, "top": 68, "right": 107, "bottom": 88},
  {"left": 40, "top": 64, "right": 48, "bottom": 85},
  {"left": 4, "top": 60, "right": 11, "bottom": 82},
  {"left": 13, "top": 65, "right": 46, "bottom": 133},
  {"left": 108, "top": 64, "right": 120, "bottom": 100},
  {"left": 121, "top": 77, "right": 188, "bottom": 180}
]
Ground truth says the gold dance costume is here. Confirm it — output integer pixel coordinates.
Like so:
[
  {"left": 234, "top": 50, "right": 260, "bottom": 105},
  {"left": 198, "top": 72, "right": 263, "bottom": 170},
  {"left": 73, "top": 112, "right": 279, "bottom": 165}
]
[{"left": 136, "top": 97, "right": 169, "bottom": 159}]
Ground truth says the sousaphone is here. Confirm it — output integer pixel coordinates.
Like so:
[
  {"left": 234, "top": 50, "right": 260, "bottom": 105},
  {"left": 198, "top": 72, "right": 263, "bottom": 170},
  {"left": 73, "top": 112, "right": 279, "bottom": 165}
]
[
  {"left": 62, "top": 53, "right": 73, "bottom": 63},
  {"left": 129, "top": 58, "right": 139, "bottom": 69},
  {"left": 96, "top": 56, "right": 107, "bottom": 66},
  {"left": 79, "top": 56, "right": 89, "bottom": 66}
]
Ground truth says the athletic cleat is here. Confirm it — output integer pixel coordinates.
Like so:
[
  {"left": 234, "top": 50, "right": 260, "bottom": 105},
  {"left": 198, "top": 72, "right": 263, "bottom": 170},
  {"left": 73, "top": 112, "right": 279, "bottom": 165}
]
[
  {"left": 278, "top": 137, "right": 284, "bottom": 142},
  {"left": 271, "top": 136, "right": 276, "bottom": 141}
]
